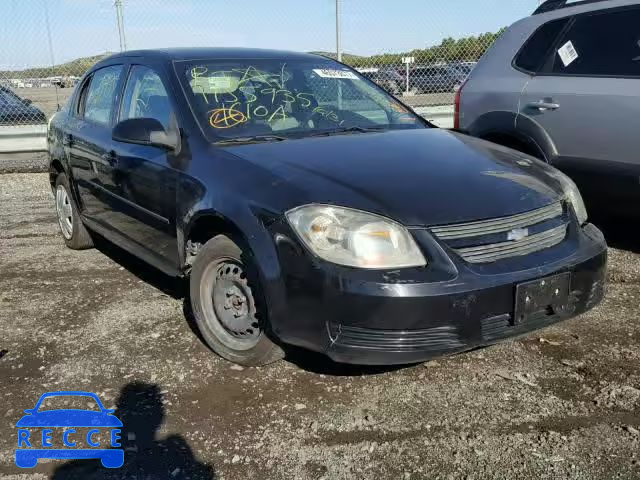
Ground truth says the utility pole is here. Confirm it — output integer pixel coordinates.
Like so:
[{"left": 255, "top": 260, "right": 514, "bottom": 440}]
[
  {"left": 335, "top": 0, "right": 342, "bottom": 61},
  {"left": 115, "top": 0, "right": 127, "bottom": 52}
]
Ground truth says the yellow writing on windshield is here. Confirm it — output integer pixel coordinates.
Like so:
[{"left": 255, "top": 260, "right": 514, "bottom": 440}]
[
  {"left": 192, "top": 65, "right": 347, "bottom": 129},
  {"left": 209, "top": 106, "right": 247, "bottom": 129}
]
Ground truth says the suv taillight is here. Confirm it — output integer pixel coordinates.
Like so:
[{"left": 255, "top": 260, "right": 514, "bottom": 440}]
[{"left": 454, "top": 80, "right": 467, "bottom": 130}]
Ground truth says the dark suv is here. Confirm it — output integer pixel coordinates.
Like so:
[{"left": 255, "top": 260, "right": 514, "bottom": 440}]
[{"left": 48, "top": 48, "right": 606, "bottom": 367}]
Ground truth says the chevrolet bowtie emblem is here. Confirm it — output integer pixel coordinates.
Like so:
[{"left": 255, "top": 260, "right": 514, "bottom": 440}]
[{"left": 507, "top": 228, "right": 529, "bottom": 241}]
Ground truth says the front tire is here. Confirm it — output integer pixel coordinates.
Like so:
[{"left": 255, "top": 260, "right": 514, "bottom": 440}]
[
  {"left": 189, "top": 235, "right": 284, "bottom": 367},
  {"left": 54, "top": 173, "right": 94, "bottom": 250}
]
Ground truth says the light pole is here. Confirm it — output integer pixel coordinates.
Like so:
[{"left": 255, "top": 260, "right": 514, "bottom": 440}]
[
  {"left": 335, "top": 0, "right": 342, "bottom": 61},
  {"left": 115, "top": 0, "right": 127, "bottom": 52}
]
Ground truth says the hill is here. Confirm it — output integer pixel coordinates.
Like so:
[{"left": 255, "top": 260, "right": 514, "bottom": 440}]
[{"left": 1, "top": 53, "right": 113, "bottom": 78}]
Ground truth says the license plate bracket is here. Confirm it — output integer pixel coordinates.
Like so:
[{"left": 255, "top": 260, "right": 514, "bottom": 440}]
[{"left": 514, "top": 272, "right": 571, "bottom": 325}]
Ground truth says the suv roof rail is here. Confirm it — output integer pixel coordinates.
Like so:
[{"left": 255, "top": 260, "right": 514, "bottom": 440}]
[{"left": 533, "top": 0, "right": 613, "bottom": 15}]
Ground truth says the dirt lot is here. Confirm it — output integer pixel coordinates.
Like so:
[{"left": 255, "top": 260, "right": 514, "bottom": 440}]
[
  {"left": 17, "top": 87, "right": 74, "bottom": 119},
  {"left": 1, "top": 173, "right": 639, "bottom": 480}
]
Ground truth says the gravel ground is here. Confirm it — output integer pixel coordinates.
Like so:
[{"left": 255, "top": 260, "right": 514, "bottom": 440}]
[
  {"left": 1, "top": 173, "right": 639, "bottom": 480},
  {"left": 0, "top": 153, "right": 49, "bottom": 174}
]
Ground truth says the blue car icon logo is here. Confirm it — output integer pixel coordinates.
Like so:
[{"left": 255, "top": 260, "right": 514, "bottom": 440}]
[{"left": 15, "top": 391, "right": 123, "bottom": 468}]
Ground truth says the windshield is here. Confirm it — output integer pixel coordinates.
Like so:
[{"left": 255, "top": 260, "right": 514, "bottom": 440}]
[{"left": 177, "top": 59, "right": 426, "bottom": 141}]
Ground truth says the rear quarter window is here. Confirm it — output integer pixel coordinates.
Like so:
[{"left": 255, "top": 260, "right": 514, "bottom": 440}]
[{"left": 514, "top": 18, "right": 570, "bottom": 73}]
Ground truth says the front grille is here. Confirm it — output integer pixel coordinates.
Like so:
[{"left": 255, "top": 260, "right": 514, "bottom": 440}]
[
  {"left": 430, "top": 202, "right": 567, "bottom": 264},
  {"left": 430, "top": 202, "right": 563, "bottom": 240},
  {"left": 455, "top": 224, "right": 567, "bottom": 263}
]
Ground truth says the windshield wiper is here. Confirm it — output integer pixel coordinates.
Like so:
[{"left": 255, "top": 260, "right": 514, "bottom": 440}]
[
  {"left": 215, "top": 134, "right": 288, "bottom": 145},
  {"left": 307, "top": 125, "right": 387, "bottom": 137}
]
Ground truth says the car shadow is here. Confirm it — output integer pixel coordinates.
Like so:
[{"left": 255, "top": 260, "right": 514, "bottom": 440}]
[
  {"left": 51, "top": 382, "right": 215, "bottom": 480},
  {"left": 93, "top": 235, "right": 186, "bottom": 299},
  {"left": 283, "top": 345, "right": 411, "bottom": 376}
]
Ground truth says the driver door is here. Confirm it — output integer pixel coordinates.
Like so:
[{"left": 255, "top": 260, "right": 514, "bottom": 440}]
[{"left": 107, "top": 63, "right": 180, "bottom": 269}]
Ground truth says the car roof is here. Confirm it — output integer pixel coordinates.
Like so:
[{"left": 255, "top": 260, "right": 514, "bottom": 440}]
[
  {"left": 95, "top": 48, "right": 325, "bottom": 68},
  {"left": 533, "top": 0, "right": 635, "bottom": 14},
  {"left": 529, "top": 0, "right": 638, "bottom": 20}
]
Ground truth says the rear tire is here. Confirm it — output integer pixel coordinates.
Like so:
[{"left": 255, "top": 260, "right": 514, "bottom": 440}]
[
  {"left": 189, "top": 235, "right": 284, "bottom": 367},
  {"left": 54, "top": 173, "right": 94, "bottom": 250}
]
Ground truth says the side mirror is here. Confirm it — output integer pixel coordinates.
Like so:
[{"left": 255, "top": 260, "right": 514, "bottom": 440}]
[{"left": 112, "top": 118, "right": 179, "bottom": 151}]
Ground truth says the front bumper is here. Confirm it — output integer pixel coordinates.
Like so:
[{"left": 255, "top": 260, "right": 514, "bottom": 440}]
[{"left": 269, "top": 222, "right": 607, "bottom": 365}]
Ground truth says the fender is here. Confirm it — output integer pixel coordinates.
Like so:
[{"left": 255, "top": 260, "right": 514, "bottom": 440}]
[
  {"left": 181, "top": 202, "right": 282, "bottom": 282},
  {"left": 179, "top": 197, "right": 289, "bottom": 334},
  {"left": 467, "top": 110, "right": 557, "bottom": 162}
]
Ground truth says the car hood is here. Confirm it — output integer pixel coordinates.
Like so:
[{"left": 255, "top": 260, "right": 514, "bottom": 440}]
[
  {"left": 223, "top": 128, "right": 565, "bottom": 226},
  {"left": 16, "top": 410, "right": 123, "bottom": 428}
]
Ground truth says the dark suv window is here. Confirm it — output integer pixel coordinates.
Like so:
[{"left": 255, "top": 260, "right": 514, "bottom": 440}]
[
  {"left": 548, "top": 7, "right": 640, "bottom": 77},
  {"left": 514, "top": 18, "right": 569, "bottom": 73}
]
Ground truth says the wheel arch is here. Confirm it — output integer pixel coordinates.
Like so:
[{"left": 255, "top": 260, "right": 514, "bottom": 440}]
[
  {"left": 182, "top": 208, "right": 282, "bottom": 285},
  {"left": 184, "top": 211, "right": 252, "bottom": 267},
  {"left": 49, "top": 158, "right": 65, "bottom": 191},
  {"left": 467, "top": 110, "right": 557, "bottom": 162},
  {"left": 182, "top": 208, "right": 287, "bottom": 339}
]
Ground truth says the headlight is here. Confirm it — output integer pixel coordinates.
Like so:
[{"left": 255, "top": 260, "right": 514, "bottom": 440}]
[
  {"left": 549, "top": 169, "right": 588, "bottom": 225},
  {"left": 286, "top": 205, "right": 426, "bottom": 269}
]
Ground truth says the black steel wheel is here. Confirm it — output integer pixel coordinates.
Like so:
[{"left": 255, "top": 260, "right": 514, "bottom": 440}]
[{"left": 189, "top": 235, "right": 284, "bottom": 366}]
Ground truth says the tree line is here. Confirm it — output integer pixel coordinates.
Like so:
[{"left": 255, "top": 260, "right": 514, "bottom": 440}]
[
  {"left": 342, "top": 29, "right": 506, "bottom": 67},
  {"left": 1, "top": 29, "right": 505, "bottom": 79}
]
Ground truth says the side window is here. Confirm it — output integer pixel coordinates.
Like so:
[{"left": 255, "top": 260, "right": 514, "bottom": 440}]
[
  {"left": 75, "top": 77, "right": 92, "bottom": 117},
  {"left": 119, "top": 65, "right": 173, "bottom": 130},
  {"left": 514, "top": 18, "right": 569, "bottom": 73},
  {"left": 83, "top": 65, "right": 123, "bottom": 125},
  {"left": 548, "top": 8, "right": 640, "bottom": 76}
]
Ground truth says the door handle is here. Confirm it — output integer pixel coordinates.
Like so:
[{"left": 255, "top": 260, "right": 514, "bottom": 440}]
[
  {"left": 101, "top": 151, "right": 118, "bottom": 167},
  {"left": 62, "top": 134, "right": 72, "bottom": 147},
  {"left": 527, "top": 100, "right": 560, "bottom": 111}
]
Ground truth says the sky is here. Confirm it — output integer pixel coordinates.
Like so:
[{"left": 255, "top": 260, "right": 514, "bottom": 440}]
[{"left": 1, "top": 0, "right": 540, "bottom": 69}]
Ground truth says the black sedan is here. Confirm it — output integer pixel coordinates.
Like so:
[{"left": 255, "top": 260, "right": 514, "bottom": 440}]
[{"left": 47, "top": 48, "right": 606, "bottom": 366}]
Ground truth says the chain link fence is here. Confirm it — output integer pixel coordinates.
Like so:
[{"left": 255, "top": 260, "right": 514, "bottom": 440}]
[{"left": 0, "top": 0, "right": 539, "bottom": 140}]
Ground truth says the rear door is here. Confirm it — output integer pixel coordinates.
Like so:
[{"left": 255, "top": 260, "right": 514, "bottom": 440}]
[
  {"left": 109, "top": 63, "right": 179, "bottom": 267},
  {"left": 518, "top": 6, "right": 640, "bottom": 202},
  {"left": 68, "top": 64, "right": 124, "bottom": 222}
]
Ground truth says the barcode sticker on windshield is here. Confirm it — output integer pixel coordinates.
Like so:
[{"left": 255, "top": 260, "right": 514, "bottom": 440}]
[
  {"left": 313, "top": 69, "right": 359, "bottom": 79},
  {"left": 557, "top": 41, "right": 578, "bottom": 67},
  {"left": 207, "top": 76, "right": 233, "bottom": 89}
]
